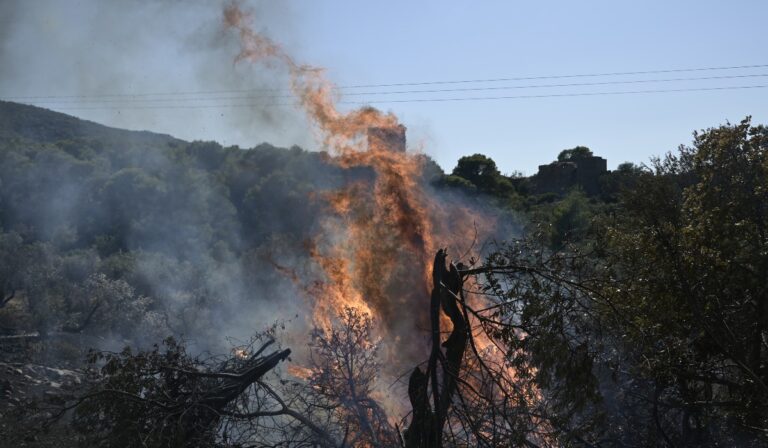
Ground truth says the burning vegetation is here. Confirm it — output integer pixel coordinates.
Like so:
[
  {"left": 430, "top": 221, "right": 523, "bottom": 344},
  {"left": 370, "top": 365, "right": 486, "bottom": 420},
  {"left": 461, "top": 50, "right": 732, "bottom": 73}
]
[
  {"left": 1, "top": 3, "right": 767, "bottom": 448},
  {"left": 223, "top": 3, "right": 548, "bottom": 443}
]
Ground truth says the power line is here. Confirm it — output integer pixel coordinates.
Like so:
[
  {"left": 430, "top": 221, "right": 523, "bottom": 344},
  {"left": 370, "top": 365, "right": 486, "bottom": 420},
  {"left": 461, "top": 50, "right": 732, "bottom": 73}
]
[
  {"left": 339, "top": 84, "right": 768, "bottom": 104},
  {"left": 17, "top": 73, "right": 768, "bottom": 105},
  {"left": 4, "top": 63, "right": 768, "bottom": 100},
  {"left": 338, "top": 63, "right": 768, "bottom": 89},
  {"left": 37, "top": 84, "right": 768, "bottom": 110}
]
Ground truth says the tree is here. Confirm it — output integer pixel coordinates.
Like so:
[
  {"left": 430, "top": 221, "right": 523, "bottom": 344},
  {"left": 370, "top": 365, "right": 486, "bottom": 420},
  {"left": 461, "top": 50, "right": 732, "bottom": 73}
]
[
  {"left": 449, "top": 154, "right": 516, "bottom": 198},
  {"left": 557, "top": 146, "right": 593, "bottom": 161},
  {"left": 457, "top": 118, "right": 768, "bottom": 447},
  {"left": 599, "top": 161, "right": 645, "bottom": 201},
  {"left": 616, "top": 161, "right": 642, "bottom": 174},
  {"left": 546, "top": 189, "right": 592, "bottom": 249},
  {"left": 451, "top": 154, "right": 501, "bottom": 187},
  {"left": 67, "top": 336, "right": 301, "bottom": 448},
  {"left": 62, "top": 273, "right": 154, "bottom": 337},
  {"left": 402, "top": 250, "right": 557, "bottom": 447},
  {"left": 599, "top": 117, "right": 768, "bottom": 444},
  {"left": 307, "top": 308, "right": 398, "bottom": 447}
]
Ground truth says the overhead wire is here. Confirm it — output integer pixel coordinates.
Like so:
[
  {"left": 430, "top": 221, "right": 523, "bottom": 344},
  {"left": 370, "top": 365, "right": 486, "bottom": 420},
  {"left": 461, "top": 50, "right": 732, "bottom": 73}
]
[
  {"left": 14, "top": 73, "right": 768, "bottom": 105},
  {"left": 38, "top": 84, "right": 768, "bottom": 111},
  {"left": 3, "top": 63, "right": 768, "bottom": 100}
]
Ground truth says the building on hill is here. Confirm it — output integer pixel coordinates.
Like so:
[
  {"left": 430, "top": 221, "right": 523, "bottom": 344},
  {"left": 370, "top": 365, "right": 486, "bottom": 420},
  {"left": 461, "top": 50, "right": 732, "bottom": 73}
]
[
  {"left": 533, "top": 154, "right": 607, "bottom": 196},
  {"left": 367, "top": 125, "right": 406, "bottom": 152}
]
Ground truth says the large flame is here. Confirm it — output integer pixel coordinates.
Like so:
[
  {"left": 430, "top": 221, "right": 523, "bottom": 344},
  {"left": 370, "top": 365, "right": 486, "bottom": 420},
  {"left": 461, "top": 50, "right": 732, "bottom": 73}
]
[
  {"left": 225, "top": 3, "right": 438, "bottom": 338},
  {"left": 224, "top": 3, "right": 539, "bottom": 432}
]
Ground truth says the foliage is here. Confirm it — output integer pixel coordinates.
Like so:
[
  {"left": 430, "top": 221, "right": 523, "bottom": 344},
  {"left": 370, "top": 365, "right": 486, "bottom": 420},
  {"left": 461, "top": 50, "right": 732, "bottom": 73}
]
[
  {"left": 472, "top": 117, "right": 768, "bottom": 446},
  {"left": 4, "top": 101, "right": 768, "bottom": 446},
  {"left": 545, "top": 189, "right": 593, "bottom": 249},
  {"left": 469, "top": 238, "right": 606, "bottom": 443},
  {"left": 599, "top": 117, "right": 768, "bottom": 445},
  {"left": 70, "top": 335, "right": 298, "bottom": 448},
  {"left": 557, "top": 146, "right": 593, "bottom": 161},
  {"left": 443, "top": 153, "right": 523, "bottom": 208},
  {"left": 597, "top": 162, "right": 645, "bottom": 202},
  {"left": 451, "top": 154, "right": 502, "bottom": 189},
  {"left": 73, "top": 338, "right": 219, "bottom": 447},
  {"left": 307, "top": 308, "right": 397, "bottom": 446},
  {"left": 0, "top": 102, "right": 348, "bottom": 345}
]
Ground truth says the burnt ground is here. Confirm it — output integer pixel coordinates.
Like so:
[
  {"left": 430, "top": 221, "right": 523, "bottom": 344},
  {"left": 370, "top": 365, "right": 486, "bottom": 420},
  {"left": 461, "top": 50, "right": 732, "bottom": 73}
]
[{"left": 0, "top": 329, "right": 91, "bottom": 446}]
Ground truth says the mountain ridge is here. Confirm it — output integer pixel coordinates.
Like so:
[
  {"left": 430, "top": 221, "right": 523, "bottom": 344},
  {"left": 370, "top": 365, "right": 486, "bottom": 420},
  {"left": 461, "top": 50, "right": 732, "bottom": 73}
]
[{"left": 0, "top": 101, "right": 182, "bottom": 147}]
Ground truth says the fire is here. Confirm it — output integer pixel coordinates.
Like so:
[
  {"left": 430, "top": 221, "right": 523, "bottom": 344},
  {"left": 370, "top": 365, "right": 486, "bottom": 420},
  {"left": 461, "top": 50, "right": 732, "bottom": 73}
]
[
  {"left": 223, "top": 1, "right": 542, "bottom": 435},
  {"left": 224, "top": 2, "right": 433, "bottom": 335},
  {"left": 287, "top": 364, "right": 314, "bottom": 380}
]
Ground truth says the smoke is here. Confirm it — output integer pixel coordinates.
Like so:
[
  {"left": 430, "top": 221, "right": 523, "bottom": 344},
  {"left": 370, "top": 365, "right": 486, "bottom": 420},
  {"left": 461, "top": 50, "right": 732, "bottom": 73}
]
[
  {"left": 0, "top": 0, "right": 313, "bottom": 151},
  {"left": 0, "top": 1, "right": 521, "bottom": 425},
  {"left": 0, "top": 0, "right": 333, "bottom": 354},
  {"left": 215, "top": 6, "right": 527, "bottom": 425}
]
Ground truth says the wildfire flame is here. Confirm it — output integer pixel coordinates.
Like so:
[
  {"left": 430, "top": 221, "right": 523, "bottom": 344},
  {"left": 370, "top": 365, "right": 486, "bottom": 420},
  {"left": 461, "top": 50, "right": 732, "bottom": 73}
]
[
  {"left": 233, "top": 348, "right": 249, "bottom": 359},
  {"left": 224, "top": 2, "right": 435, "bottom": 337},
  {"left": 223, "top": 2, "right": 540, "bottom": 432}
]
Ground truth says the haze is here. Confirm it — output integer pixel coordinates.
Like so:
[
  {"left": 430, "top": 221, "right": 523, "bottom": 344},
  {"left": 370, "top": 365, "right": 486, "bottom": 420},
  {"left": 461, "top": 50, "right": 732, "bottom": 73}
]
[{"left": 2, "top": 0, "right": 766, "bottom": 174}]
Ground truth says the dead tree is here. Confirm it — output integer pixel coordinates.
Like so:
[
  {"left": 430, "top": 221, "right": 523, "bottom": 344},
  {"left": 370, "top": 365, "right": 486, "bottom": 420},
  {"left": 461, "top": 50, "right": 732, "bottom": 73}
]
[
  {"left": 62, "top": 338, "right": 322, "bottom": 447},
  {"left": 405, "top": 249, "right": 468, "bottom": 447}
]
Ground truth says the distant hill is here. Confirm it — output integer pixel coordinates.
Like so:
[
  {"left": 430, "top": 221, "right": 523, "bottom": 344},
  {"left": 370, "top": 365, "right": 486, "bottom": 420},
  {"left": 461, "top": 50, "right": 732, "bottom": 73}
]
[{"left": 0, "top": 101, "right": 180, "bottom": 146}]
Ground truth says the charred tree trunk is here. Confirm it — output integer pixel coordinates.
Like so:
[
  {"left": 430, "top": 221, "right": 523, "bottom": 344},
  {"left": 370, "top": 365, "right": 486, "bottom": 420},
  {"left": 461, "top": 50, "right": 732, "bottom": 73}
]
[{"left": 405, "top": 249, "right": 468, "bottom": 448}]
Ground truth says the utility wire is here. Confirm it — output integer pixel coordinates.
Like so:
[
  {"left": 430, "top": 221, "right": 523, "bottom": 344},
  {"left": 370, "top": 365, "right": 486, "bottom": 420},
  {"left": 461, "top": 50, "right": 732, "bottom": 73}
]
[
  {"left": 17, "top": 73, "right": 768, "bottom": 105},
  {"left": 4, "top": 63, "right": 768, "bottom": 100},
  {"left": 340, "top": 84, "right": 768, "bottom": 104},
  {"left": 38, "top": 84, "right": 768, "bottom": 110},
  {"left": 338, "top": 63, "right": 768, "bottom": 89}
]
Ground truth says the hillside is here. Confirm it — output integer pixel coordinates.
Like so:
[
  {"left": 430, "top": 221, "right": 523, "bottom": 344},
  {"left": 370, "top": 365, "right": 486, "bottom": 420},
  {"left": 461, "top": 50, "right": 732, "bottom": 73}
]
[
  {"left": 0, "top": 101, "right": 179, "bottom": 147},
  {"left": 2, "top": 102, "right": 766, "bottom": 447}
]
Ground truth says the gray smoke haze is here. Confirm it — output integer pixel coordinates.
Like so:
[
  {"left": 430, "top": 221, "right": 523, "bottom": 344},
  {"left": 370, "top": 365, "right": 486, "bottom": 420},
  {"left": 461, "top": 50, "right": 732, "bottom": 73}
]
[
  {"left": 0, "top": 0, "right": 519, "bottom": 438},
  {"left": 0, "top": 0, "right": 315, "bottom": 151},
  {"left": 0, "top": 0, "right": 323, "bottom": 355},
  {"left": 0, "top": 0, "right": 516, "bottom": 382}
]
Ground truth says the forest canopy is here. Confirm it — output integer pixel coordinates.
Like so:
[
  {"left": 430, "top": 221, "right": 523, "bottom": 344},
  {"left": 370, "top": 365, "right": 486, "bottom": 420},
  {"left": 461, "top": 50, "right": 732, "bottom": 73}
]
[{"left": 1, "top": 102, "right": 766, "bottom": 447}]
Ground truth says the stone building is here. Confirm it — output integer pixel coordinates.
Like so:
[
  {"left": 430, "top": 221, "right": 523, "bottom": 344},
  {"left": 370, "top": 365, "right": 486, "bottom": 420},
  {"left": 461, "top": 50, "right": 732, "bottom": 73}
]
[
  {"left": 533, "top": 154, "right": 607, "bottom": 196},
  {"left": 367, "top": 125, "right": 406, "bottom": 153}
]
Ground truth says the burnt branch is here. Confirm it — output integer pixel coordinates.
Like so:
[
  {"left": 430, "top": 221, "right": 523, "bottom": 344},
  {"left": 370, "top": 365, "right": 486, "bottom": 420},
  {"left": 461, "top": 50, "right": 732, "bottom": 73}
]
[
  {"left": 66, "top": 338, "right": 302, "bottom": 447},
  {"left": 405, "top": 249, "right": 468, "bottom": 447}
]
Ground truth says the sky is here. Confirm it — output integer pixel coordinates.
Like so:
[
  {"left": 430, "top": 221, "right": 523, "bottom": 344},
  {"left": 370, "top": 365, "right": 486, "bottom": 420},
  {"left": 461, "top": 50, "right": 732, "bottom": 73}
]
[{"left": 1, "top": 0, "right": 767, "bottom": 175}]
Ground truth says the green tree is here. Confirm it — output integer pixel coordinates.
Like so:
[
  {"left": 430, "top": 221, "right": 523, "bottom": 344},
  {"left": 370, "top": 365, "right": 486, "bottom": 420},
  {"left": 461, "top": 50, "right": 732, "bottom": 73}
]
[
  {"left": 547, "top": 189, "right": 592, "bottom": 249},
  {"left": 557, "top": 146, "right": 593, "bottom": 161},
  {"left": 601, "top": 117, "right": 768, "bottom": 444},
  {"left": 451, "top": 154, "right": 501, "bottom": 189},
  {"left": 616, "top": 161, "right": 642, "bottom": 174},
  {"left": 599, "top": 161, "right": 645, "bottom": 201},
  {"left": 449, "top": 153, "right": 516, "bottom": 198},
  {"left": 471, "top": 118, "right": 768, "bottom": 446}
]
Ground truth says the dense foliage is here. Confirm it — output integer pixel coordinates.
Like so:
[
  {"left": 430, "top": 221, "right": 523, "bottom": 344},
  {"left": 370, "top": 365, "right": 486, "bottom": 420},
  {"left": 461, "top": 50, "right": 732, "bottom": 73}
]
[
  {"left": 0, "top": 101, "right": 355, "bottom": 347},
  {"left": 2, "top": 101, "right": 767, "bottom": 446},
  {"left": 472, "top": 118, "right": 768, "bottom": 446}
]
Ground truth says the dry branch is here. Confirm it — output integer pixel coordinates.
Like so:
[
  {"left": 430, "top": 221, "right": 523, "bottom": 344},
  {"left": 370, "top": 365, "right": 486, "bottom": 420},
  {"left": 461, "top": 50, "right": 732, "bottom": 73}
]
[{"left": 405, "top": 249, "right": 468, "bottom": 447}]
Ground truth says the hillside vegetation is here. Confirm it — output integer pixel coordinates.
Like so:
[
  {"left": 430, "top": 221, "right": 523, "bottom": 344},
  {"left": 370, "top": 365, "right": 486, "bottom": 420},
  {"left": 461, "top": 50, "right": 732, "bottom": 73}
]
[{"left": 1, "top": 102, "right": 766, "bottom": 446}]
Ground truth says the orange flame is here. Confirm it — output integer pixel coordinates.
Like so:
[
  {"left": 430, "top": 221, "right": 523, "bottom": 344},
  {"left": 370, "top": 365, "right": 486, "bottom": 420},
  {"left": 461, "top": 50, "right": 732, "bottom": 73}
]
[{"left": 224, "top": 2, "right": 540, "bottom": 430}]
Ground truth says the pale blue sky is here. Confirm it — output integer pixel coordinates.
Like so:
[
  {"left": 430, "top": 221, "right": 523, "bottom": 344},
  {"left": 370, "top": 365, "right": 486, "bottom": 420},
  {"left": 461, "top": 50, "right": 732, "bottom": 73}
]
[{"left": 2, "top": 0, "right": 766, "bottom": 174}]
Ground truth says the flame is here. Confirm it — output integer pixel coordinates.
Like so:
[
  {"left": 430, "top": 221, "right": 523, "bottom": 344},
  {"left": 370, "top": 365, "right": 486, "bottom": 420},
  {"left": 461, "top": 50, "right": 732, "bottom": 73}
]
[
  {"left": 225, "top": 2, "right": 434, "bottom": 338},
  {"left": 287, "top": 364, "right": 314, "bottom": 380},
  {"left": 223, "top": 2, "right": 543, "bottom": 437}
]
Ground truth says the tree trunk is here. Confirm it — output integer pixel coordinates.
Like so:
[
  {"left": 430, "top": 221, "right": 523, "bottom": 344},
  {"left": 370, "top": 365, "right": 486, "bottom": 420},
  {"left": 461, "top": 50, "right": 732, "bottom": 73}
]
[{"left": 405, "top": 250, "right": 468, "bottom": 447}]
